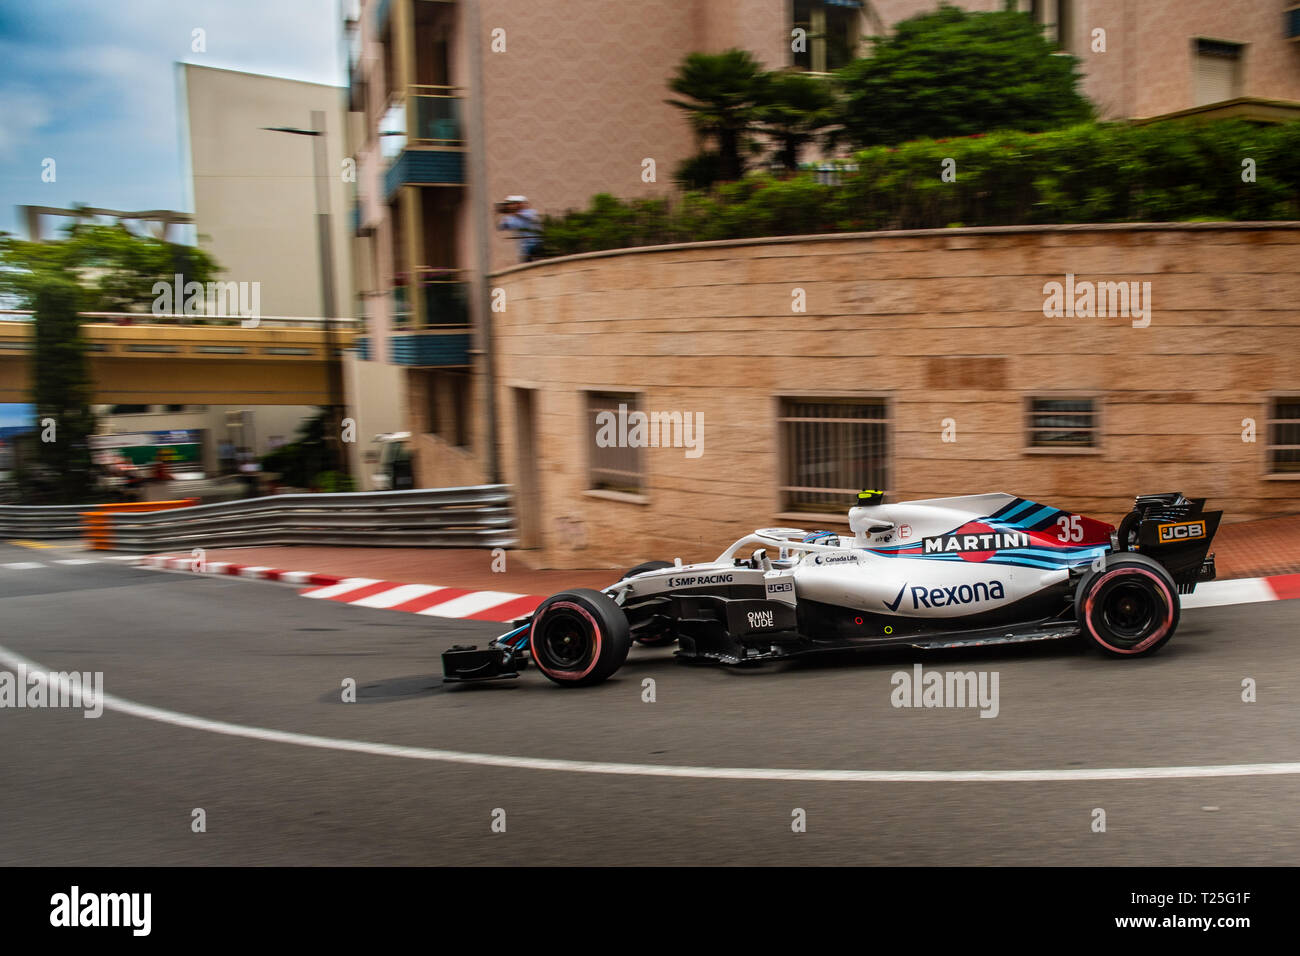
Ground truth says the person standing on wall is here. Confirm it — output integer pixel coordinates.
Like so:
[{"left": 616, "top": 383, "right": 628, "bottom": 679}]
[{"left": 496, "top": 195, "right": 543, "bottom": 262}]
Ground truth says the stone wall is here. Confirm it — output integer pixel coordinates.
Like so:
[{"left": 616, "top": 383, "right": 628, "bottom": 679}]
[{"left": 491, "top": 223, "right": 1300, "bottom": 569}]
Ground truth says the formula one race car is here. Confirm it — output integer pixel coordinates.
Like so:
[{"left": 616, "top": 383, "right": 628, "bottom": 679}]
[{"left": 442, "top": 490, "right": 1220, "bottom": 687}]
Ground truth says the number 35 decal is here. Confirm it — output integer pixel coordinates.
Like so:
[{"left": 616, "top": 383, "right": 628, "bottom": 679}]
[{"left": 1056, "top": 514, "right": 1084, "bottom": 543}]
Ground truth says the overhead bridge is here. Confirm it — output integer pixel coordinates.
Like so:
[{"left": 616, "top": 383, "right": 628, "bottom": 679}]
[{"left": 0, "top": 312, "right": 357, "bottom": 405}]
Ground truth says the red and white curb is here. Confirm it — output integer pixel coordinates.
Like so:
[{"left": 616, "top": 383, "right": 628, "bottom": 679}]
[
  {"left": 1181, "top": 572, "right": 1300, "bottom": 609},
  {"left": 299, "top": 578, "right": 544, "bottom": 621},
  {"left": 135, "top": 555, "right": 543, "bottom": 622},
  {"left": 132, "top": 554, "right": 1300, "bottom": 622},
  {"left": 136, "top": 554, "right": 337, "bottom": 587}
]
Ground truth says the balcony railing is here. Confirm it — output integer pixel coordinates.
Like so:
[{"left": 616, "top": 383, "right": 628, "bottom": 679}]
[
  {"left": 418, "top": 268, "right": 469, "bottom": 329},
  {"left": 389, "top": 330, "right": 471, "bottom": 367},
  {"left": 391, "top": 283, "right": 411, "bottom": 328},
  {"left": 380, "top": 87, "right": 466, "bottom": 197},
  {"left": 389, "top": 269, "right": 470, "bottom": 331},
  {"left": 380, "top": 86, "right": 463, "bottom": 158}
]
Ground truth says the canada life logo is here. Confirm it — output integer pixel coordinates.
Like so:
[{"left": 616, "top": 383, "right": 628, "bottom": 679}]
[{"left": 921, "top": 522, "right": 1030, "bottom": 562}]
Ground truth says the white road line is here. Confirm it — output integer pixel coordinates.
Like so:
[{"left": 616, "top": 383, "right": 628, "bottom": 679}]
[
  {"left": 3, "top": 642, "right": 1298, "bottom": 784},
  {"left": 1181, "top": 578, "right": 1276, "bottom": 609},
  {"left": 416, "top": 590, "right": 526, "bottom": 618},
  {"left": 1, "top": 562, "right": 44, "bottom": 570},
  {"left": 349, "top": 584, "right": 444, "bottom": 608},
  {"left": 52, "top": 559, "right": 98, "bottom": 566},
  {"left": 236, "top": 566, "right": 273, "bottom": 578},
  {"left": 278, "top": 570, "right": 316, "bottom": 585},
  {"left": 300, "top": 577, "right": 381, "bottom": 599}
]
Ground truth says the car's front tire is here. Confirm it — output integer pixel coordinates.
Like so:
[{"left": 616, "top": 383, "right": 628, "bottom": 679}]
[
  {"left": 1074, "top": 553, "right": 1179, "bottom": 657},
  {"left": 529, "top": 588, "right": 631, "bottom": 686}
]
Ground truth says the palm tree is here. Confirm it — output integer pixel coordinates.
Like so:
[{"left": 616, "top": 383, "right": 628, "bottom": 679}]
[
  {"left": 666, "top": 49, "right": 765, "bottom": 183},
  {"left": 757, "top": 70, "right": 839, "bottom": 172}
]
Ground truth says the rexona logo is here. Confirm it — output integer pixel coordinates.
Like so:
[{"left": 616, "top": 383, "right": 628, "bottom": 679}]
[
  {"left": 906, "top": 580, "right": 1005, "bottom": 610},
  {"left": 746, "top": 609, "right": 775, "bottom": 629},
  {"left": 667, "top": 573, "right": 734, "bottom": 588},
  {"left": 922, "top": 522, "right": 1030, "bottom": 562},
  {"left": 1157, "top": 520, "right": 1206, "bottom": 543}
]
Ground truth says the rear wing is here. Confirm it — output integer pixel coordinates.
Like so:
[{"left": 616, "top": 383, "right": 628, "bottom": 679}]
[{"left": 1120, "top": 493, "right": 1221, "bottom": 593}]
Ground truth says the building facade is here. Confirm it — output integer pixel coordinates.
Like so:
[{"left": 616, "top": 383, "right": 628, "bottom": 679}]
[
  {"left": 345, "top": 0, "right": 1300, "bottom": 560},
  {"left": 183, "top": 64, "right": 356, "bottom": 319}
]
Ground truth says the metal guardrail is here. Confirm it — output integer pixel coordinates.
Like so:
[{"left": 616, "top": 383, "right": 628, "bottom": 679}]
[
  {"left": 0, "top": 309, "right": 361, "bottom": 330},
  {"left": 79, "top": 486, "right": 517, "bottom": 552},
  {"left": 0, "top": 503, "right": 90, "bottom": 539}
]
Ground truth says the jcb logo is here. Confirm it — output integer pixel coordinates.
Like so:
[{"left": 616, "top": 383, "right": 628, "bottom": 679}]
[{"left": 1158, "top": 520, "right": 1206, "bottom": 543}]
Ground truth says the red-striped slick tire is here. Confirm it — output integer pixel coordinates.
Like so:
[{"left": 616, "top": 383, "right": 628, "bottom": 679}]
[
  {"left": 529, "top": 588, "right": 631, "bottom": 687},
  {"left": 1074, "top": 553, "right": 1180, "bottom": 657}
]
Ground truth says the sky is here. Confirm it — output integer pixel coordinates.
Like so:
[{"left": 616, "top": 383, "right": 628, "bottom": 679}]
[
  {"left": 0, "top": 403, "right": 33, "bottom": 428},
  {"left": 0, "top": 0, "right": 345, "bottom": 238}
]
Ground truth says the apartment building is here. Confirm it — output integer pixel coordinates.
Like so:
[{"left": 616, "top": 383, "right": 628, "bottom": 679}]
[{"left": 346, "top": 0, "right": 1300, "bottom": 507}]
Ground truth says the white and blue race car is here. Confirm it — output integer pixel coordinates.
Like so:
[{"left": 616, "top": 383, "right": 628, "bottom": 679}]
[{"left": 443, "top": 490, "right": 1220, "bottom": 687}]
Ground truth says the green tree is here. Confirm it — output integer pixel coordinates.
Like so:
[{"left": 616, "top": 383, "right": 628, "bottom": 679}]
[
  {"left": 757, "top": 70, "right": 839, "bottom": 172},
  {"left": 667, "top": 49, "right": 766, "bottom": 184},
  {"left": 835, "top": 4, "right": 1093, "bottom": 148},
  {"left": 0, "top": 217, "right": 222, "bottom": 502},
  {"left": 28, "top": 276, "right": 96, "bottom": 503},
  {"left": 260, "top": 409, "right": 351, "bottom": 490},
  {"left": 0, "top": 216, "right": 219, "bottom": 314}
]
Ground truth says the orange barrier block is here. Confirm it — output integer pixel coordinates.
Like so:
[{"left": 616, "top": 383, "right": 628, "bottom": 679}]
[{"left": 80, "top": 498, "right": 198, "bottom": 550}]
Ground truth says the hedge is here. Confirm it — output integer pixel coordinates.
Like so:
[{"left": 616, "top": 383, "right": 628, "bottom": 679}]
[{"left": 538, "top": 121, "right": 1300, "bottom": 257}]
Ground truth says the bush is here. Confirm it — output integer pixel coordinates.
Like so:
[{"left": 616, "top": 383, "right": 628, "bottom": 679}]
[
  {"left": 836, "top": 5, "right": 1093, "bottom": 149},
  {"left": 311, "top": 470, "right": 355, "bottom": 494},
  {"left": 673, "top": 151, "right": 727, "bottom": 191},
  {"left": 538, "top": 121, "right": 1300, "bottom": 256}
]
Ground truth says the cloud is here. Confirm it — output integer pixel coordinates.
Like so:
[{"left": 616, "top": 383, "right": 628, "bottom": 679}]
[
  {"left": 0, "top": 0, "right": 342, "bottom": 235},
  {"left": 0, "top": 89, "right": 52, "bottom": 161}
]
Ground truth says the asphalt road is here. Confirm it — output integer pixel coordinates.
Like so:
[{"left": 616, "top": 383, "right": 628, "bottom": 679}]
[{"left": 0, "top": 541, "right": 1297, "bottom": 865}]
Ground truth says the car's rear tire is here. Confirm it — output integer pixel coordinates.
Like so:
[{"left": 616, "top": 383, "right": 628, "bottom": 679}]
[
  {"left": 1074, "top": 553, "right": 1179, "bottom": 657},
  {"left": 621, "top": 561, "right": 678, "bottom": 646},
  {"left": 529, "top": 588, "right": 631, "bottom": 686}
]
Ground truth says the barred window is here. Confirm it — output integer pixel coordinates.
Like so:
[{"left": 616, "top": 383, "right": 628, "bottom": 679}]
[
  {"left": 1266, "top": 397, "right": 1300, "bottom": 476},
  {"left": 1026, "top": 396, "right": 1099, "bottom": 449},
  {"left": 779, "top": 397, "right": 889, "bottom": 513},
  {"left": 586, "top": 391, "right": 644, "bottom": 495}
]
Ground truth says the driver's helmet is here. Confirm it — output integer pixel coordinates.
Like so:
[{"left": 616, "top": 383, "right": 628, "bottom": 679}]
[{"left": 802, "top": 530, "right": 840, "bottom": 547}]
